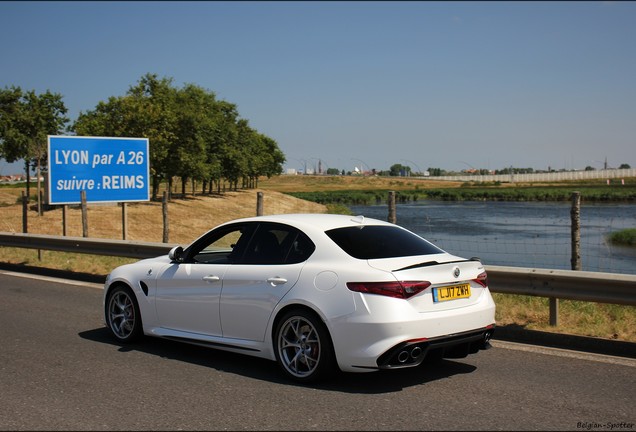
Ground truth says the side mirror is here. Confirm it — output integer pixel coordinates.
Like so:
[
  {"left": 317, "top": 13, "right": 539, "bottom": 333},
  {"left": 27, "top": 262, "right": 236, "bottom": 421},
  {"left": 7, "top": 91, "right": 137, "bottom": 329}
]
[{"left": 168, "top": 246, "right": 184, "bottom": 263}]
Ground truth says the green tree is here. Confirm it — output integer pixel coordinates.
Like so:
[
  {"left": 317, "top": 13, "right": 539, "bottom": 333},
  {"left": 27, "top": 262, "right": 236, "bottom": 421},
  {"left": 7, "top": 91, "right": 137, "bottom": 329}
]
[
  {"left": 389, "top": 163, "right": 410, "bottom": 176},
  {"left": 172, "top": 83, "right": 217, "bottom": 196},
  {"left": 0, "top": 86, "right": 69, "bottom": 212},
  {"left": 73, "top": 74, "right": 178, "bottom": 200},
  {"left": 236, "top": 125, "right": 284, "bottom": 189},
  {"left": 248, "top": 133, "right": 284, "bottom": 187},
  {"left": 73, "top": 73, "right": 286, "bottom": 198},
  {"left": 428, "top": 167, "right": 445, "bottom": 176}
]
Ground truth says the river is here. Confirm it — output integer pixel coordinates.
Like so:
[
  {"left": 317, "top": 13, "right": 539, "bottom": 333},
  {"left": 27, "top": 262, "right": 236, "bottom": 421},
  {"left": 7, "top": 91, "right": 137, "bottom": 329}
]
[{"left": 349, "top": 201, "right": 636, "bottom": 275}]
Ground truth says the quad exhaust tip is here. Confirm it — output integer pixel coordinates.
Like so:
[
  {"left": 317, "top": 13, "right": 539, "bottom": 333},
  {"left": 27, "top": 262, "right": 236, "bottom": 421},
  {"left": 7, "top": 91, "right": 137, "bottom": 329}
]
[{"left": 397, "top": 346, "right": 424, "bottom": 363}]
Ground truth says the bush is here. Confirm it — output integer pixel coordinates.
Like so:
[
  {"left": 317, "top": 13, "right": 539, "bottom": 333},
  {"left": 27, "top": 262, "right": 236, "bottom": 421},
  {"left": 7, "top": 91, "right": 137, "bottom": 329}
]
[{"left": 607, "top": 228, "right": 636, "bottom": 246}]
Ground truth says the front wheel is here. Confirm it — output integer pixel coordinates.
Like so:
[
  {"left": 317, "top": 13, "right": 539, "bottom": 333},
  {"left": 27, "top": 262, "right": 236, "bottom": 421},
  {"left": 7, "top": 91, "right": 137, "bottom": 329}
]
[
  {"left": 105, "top": 285, "right": 143, "bottom": 343},
  {"left": 274, "top": 309, "right": 336, "bottom": 383}
]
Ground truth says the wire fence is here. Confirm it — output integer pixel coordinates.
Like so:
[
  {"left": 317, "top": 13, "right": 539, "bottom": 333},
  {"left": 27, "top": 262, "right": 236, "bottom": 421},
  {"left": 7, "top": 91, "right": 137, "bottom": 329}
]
[
  {"left": 351, "top": 199, "right": 636, "bottom": 275},
  {"left": 425, "top": 168, "right": 636, "bottom": 183}
]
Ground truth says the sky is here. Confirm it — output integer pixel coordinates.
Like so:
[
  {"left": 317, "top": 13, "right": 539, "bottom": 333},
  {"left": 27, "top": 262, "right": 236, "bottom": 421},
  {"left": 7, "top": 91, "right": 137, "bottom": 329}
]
[{"left": 1, "top": 1, "right": 635, "bottom": 175}]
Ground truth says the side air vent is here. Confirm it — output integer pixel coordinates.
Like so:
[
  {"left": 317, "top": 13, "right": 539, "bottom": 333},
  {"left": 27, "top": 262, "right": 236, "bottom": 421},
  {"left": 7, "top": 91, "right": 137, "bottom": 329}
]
[{"left": 139, "top": 281, "right": 149, "bottom": 296}]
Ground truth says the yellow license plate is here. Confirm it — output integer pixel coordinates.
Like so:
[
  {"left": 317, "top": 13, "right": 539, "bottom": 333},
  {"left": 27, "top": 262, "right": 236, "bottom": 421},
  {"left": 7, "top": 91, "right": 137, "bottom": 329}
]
[{"left": 433, "top": 283, "right": 471, "bottom": 303}]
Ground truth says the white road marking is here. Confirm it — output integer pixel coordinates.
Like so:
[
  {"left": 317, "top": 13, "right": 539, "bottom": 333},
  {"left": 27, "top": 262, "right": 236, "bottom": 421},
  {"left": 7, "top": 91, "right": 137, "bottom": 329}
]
[
  {"left": 0, "top": 270, "right": 104, "bottom": 290},
  {"left": 491, "top": 340, "right": 636, "bottom": 368}
]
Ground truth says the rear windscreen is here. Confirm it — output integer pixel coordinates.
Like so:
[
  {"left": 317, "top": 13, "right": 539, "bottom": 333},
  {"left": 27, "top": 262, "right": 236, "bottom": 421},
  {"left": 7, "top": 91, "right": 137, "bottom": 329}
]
[{"left": 325, "top": 225, "right": 444, "bottom": 259}]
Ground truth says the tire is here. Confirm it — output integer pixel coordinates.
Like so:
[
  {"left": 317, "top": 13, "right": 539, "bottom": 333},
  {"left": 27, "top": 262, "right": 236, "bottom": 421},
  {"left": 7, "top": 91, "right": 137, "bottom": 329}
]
[
  {"left": 274, "top": 309, "right": 336, "bottom": 383},
  {"left": 105, "top": 285, "right": 143, "bottom": 343}
]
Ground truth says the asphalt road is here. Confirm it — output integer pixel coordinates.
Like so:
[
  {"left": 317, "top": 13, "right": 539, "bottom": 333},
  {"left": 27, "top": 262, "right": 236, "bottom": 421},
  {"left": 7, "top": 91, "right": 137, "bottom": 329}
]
[{"left": 1, "top": 271, "right": 635, "bottom": 431}]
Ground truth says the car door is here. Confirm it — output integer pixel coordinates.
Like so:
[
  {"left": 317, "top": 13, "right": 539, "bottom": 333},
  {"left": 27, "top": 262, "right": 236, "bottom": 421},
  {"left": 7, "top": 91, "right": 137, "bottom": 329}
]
[
  {"left": 219, "top": 223, "right": 315, "bottom": 342},
  {"left": 154, "top": 223, "right": 254, "bottom": 337}
]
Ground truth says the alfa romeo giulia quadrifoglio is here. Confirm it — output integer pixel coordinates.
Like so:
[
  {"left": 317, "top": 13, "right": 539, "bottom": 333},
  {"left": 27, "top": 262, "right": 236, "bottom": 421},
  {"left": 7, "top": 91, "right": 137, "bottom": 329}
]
[{"left": 103, "top": 213, "right": 496, "bottom": 382}]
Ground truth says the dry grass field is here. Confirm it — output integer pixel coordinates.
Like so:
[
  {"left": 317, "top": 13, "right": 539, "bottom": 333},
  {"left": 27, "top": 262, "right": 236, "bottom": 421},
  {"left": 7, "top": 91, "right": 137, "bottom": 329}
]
[
  {"left": 0, "top": 187, "right": 325, "bottom": 243},
  {"left": 0, "top": 186, "right": 326, "bottom": 274},
  {"left": 258, "top": 173, "right": 463, "bottom": 192}
]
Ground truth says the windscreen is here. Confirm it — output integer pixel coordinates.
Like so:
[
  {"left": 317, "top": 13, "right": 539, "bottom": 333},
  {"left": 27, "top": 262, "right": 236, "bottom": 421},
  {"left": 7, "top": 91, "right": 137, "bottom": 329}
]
[{"left": 325, "top": 225, "right": 444, "bottom": 259}]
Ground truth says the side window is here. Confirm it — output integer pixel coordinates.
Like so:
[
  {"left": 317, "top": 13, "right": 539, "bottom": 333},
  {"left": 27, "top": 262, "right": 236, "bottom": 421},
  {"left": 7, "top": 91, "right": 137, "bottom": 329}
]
[
  {"left": 285, "top": 231, "right": 315, "bottom": 264},
  {"left": 241, "top": 223, "right": 315, "bottom": 265},
  {"left": 186, "top": 223, "right": 254, "bottom": 264}
]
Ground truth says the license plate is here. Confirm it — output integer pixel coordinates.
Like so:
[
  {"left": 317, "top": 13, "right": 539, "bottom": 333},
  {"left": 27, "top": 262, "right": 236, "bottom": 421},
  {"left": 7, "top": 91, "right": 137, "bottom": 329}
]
[{"left": 433, "top": 283, "right": 471, "bottom": 303}]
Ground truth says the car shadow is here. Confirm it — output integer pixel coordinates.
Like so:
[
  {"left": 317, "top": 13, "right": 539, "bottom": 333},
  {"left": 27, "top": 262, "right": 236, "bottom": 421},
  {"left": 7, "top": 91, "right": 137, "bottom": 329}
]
[
  {"left": 79, "top": 327, "right": 478, "bottom": 394},
  {"left": 494, "top": 323, "right": 636, "bottom": 359}
]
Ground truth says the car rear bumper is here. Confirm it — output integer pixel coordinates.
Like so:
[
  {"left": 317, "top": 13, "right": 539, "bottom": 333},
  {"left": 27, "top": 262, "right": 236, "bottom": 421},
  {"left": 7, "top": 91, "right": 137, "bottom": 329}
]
[
  {"left": 374, "top": 325, "right": 495, "bottom": 369},
  {"left": 328, "top": 290, "right": 496, "bottom": 372}
]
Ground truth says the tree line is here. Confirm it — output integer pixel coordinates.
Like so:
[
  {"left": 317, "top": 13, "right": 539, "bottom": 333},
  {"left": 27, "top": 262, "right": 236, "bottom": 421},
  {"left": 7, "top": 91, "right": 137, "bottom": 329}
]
[{"left": 0, "top": 73, "right": 285, "bottom": 201}]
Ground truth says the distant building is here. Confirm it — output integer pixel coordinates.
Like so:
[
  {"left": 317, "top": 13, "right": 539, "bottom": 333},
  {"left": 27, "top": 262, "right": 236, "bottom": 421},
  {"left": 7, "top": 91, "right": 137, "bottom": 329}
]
[{"left": 0, "top": 174, "right": 27, "bottom": 182}]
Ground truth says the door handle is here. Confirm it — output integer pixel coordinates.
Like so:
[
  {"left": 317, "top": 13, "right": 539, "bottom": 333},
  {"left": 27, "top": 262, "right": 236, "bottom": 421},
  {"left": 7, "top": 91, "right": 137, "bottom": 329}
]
[
  {"left": 267, "top": 277, "right": 288, "bottom": 286},
  {"left": 202, "top": 275, "right": 220, "bottom": 283}
]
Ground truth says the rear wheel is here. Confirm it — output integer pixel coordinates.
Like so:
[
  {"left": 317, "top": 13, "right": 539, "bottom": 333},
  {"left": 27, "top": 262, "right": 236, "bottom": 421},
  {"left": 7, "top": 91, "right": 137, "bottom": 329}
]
[
  {"left": 105, "top": 285, "right": 143, "bottom": 343},
  {"left": 274, "top": 309, "right": 335, "bottom": 382}
]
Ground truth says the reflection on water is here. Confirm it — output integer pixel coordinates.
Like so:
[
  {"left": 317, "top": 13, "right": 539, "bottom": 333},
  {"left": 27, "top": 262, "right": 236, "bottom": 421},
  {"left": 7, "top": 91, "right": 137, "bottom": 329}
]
[{"left": 350, "top": 201, "right": 636, "bottom": 275}]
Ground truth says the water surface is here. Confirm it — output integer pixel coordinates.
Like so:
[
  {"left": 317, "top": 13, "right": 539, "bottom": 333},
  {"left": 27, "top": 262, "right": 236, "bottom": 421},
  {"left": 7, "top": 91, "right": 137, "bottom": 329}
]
[{"left": 350, "top": 201, "right": 636, "bottom": 275}]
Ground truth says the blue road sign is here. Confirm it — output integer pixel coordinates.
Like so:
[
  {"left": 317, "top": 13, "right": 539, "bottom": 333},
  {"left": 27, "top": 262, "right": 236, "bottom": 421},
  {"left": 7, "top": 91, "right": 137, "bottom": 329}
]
[{"left": 48, "top": 136, "right": 150, "bottom": 204}]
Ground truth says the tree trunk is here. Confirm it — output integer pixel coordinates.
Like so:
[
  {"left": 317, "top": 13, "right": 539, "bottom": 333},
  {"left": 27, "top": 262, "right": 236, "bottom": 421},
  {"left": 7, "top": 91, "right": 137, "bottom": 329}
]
[
  {"left": 36, "top": 156, "right": 42, "bottom": 216},
  {"left": 24, "top": 160, "right": 31, "bottom": 200},
  {"left": 152, "top": 175, "right": 160, "bottom": 201}
]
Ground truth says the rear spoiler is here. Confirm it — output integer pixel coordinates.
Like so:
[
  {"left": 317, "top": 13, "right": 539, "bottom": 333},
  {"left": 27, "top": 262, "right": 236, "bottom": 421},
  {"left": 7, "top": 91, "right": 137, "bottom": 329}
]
[{"left": 393, "top": 257, "right": 482, "bottom": 272}]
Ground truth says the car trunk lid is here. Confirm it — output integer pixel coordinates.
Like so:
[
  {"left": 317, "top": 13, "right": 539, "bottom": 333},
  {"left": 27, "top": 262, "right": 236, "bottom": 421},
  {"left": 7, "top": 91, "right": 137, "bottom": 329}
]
[{"left": 367, "top": 254, "right": 488, "bottom": 312}]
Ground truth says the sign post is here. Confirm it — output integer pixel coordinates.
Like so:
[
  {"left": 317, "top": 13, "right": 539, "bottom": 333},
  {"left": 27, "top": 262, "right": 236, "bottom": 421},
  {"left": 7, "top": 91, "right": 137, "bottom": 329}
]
[{"left": 48, "top": 136, "right": 150, "bottom": 205}]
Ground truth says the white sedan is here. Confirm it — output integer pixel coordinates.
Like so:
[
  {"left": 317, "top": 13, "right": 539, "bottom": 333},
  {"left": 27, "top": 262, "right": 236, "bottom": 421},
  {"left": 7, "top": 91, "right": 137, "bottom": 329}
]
[{"left": 104, "top": 213, "right": 496, "bottom": 382}]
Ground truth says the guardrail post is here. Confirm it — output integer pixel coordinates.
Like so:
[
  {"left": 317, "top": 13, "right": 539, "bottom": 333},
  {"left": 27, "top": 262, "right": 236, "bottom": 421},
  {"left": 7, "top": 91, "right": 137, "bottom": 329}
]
[
  {"left": 256, "top": 192, "right": 264, "bottom": 216},
  {"left": 549, "top": 297, "right": 559, "bottom": 327},
  {"left": 81, "top": 191, "right": 88, "bottom": 238},
  {"left": 387, "top": 191, "right": 396, "bottom": 224}
]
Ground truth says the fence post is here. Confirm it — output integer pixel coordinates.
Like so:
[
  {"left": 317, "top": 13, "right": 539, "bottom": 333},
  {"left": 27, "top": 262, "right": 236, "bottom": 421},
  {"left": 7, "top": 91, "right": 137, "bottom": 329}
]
[
  {"left": 80, "top": 190, "right": 88, "bottom": 238},
  {"left": 570, "top": 191, "right": 581, "bottom": 270},
  {"left": 256, "top": 192, "right": 264, "bottom": 216},
  {"left": 387, "top": 191, "right": 396, "bottom": 224},
  {"left": 62, "top": 205, "right": 68, "bottom": 236},
  {"left": 38, "top": 189, "right": 43, "bottom": 216},
  {"left": 162, "top": 191, "right": 169, "bottom": 243},
  {"left": 121, "top": 202, "right": 128, "bottom": 240},
  {"left": 21, "top": 191, "right": 28, "bottom": 233},
  {"left": 548, "top": 191, "right": 582, "bottom": 327}
]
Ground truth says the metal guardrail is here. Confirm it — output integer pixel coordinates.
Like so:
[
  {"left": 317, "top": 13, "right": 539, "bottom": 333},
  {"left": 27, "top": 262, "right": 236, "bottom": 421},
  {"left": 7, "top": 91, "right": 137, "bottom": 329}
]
[
  {"left": 485, "top": 265, "right": 636, "bottom": 306},
  {"left": 0, "top": 232, "right": 177, "bottom": 260},
  {"left": 1, "top": 232, "right": 635, "bottom": 306}
]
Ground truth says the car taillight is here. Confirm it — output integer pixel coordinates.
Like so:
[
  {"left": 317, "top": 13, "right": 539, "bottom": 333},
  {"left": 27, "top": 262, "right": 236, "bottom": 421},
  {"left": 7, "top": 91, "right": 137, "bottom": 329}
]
[
  {"left": 346, "top": 281, "right": 431, "bottom": 299},
  {"left": 472, "top": 271, "right": 488, "bottom": 287}
]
